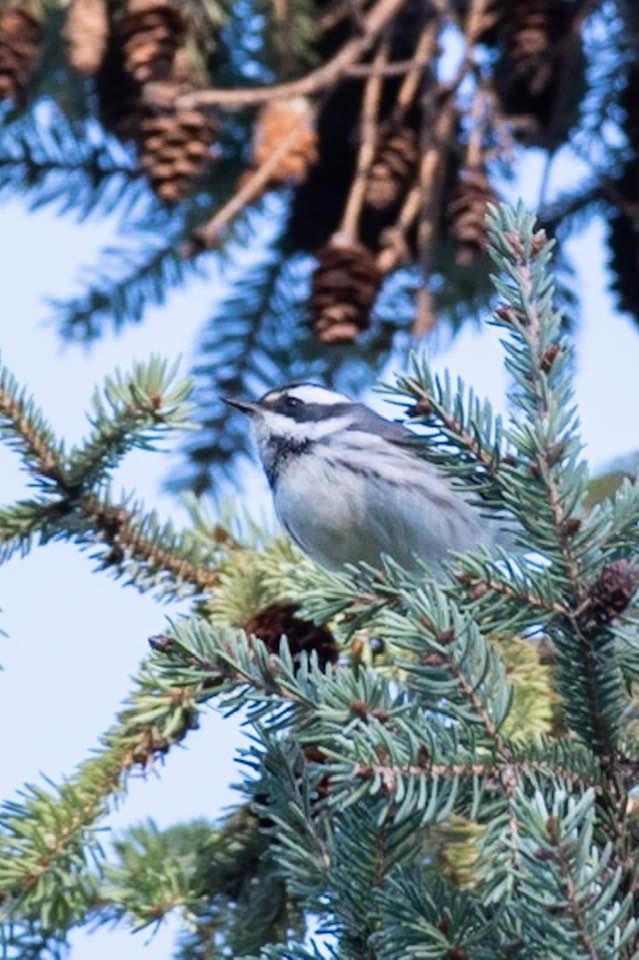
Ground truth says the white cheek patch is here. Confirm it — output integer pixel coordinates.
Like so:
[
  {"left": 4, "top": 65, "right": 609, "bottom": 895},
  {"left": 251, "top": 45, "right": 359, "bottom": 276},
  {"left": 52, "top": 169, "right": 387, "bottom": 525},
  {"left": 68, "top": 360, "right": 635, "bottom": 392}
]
[{"left": 253, "top": 410, "right": 353, "bottom": 443}]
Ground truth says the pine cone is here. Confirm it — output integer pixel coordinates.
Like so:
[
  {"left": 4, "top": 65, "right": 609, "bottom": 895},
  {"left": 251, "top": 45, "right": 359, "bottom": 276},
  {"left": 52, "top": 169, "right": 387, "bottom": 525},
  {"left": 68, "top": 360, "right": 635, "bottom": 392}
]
[
  {"left": 138, "top": 97, "right": 217, "bottom": 203},
  {"left": 365, "top": 126, "right": 419, "bottom": 211},
  {"left": 446, "top": 165, "right": 496, "bottom": 266},
  {"left": 0, "top": 2, "right": 41, "bottom": 102},
  {"left": 246, "top": 98, "right": 318, "bottom": 188},
  {"left": 309, "top": 242, "right": 382, "bottom": 344},
  {"left": 118, "top": 0, "right": 185, "bottom": 84},
  {"left": 96, "top": 33, "right": 216, "bottom": 203},
  {"left": 64, "top": 0, "right": 109, "bottom": 76},
  {"left": 493, "top": 0, "right": 582, "bottom": 147},
  {"left": 245, "top": 602, "right": 338, "bottom": 672},
  {"left": 589, "top": 560, "right": 639, "bottom": 625}
]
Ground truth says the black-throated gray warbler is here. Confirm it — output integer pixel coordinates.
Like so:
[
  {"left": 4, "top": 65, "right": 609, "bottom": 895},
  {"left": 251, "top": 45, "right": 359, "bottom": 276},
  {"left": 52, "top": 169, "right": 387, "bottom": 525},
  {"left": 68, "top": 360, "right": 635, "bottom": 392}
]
[{"left": 224, "top": 383, "right": 504, "bottom": 572}]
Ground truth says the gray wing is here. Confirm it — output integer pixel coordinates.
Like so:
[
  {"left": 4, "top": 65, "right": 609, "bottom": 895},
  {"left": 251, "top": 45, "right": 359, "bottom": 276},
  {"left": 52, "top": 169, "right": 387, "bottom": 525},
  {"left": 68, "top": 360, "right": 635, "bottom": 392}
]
[{"left": 348, "top": 403, "right": 422, "bottom": 448}]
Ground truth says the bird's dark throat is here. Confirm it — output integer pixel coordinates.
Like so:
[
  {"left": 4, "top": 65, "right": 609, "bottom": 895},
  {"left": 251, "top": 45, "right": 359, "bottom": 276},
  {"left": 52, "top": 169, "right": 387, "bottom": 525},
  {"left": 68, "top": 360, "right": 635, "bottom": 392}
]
[{"left": 265, "top": 436, "right": 313, "bottom": 487}]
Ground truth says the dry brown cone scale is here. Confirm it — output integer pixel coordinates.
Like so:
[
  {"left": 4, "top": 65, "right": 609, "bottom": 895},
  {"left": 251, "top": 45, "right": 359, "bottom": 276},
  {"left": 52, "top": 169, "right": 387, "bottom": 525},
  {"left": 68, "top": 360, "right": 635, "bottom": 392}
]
[
  {"left": 138, "top": 97, "right": 217, "bottom": 203},
  {"left": 137, "top": 45, "right": 217, "bottom": 205},
  {"left": 96, "top": 17, "right": 217, "bottom": 205},
  {"left": 309, "top": 240, "right": 382, "bottom": 345},
  {"left": 588, "top": 560, "right": 639, "bottom": 626},
  {"left": 446, "top": 164, "right": 496, "bottom": 266},
  {"left": 244, "top": 602, "right": 338, "bottom": 672},
  {"left": 118, "top": 0, "right": 185, "bottom": 84},
  {"left": 0, "top": 0, "right": 42, "bottom": 101},
  {"left": 365, "top": 125, "right": 419, "bottom": 211},
  {"left": 64, "top": 0, "right": 109, "bottom": 76},
  {"left": 240, "top": 97, "right": 318, "bottom": 195}
]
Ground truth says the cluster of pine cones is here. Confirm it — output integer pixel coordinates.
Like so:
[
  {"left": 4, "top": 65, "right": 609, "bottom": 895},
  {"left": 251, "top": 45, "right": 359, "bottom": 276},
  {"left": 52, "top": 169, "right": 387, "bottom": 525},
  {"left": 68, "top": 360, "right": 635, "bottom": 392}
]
[
  {"left": 0, "top": 0, "right": 585, "bottom": 339},
  {"left": 300, "top": 0, "right": 581, "bottom": 345},
  {"left": 0, "top": 0, "right": 217, "bottom": 203}
]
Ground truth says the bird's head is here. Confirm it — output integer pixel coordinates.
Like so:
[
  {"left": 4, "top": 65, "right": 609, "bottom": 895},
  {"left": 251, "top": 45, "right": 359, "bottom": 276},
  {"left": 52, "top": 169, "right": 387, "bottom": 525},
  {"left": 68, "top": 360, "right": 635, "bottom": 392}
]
[{"left": 223, "top": 383, "right": 356, "bottom": 463}]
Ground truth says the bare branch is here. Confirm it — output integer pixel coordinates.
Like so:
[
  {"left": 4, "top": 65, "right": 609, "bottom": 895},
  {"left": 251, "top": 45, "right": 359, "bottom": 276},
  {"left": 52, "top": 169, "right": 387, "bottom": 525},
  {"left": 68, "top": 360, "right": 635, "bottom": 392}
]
[{"left": 147, "top": 0, "right": 405, "bottom": 112}]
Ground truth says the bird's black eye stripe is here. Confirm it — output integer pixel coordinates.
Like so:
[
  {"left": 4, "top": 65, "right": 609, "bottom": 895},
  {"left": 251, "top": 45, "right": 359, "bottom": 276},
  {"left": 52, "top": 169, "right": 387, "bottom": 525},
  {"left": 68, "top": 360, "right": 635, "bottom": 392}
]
[{"left": 284, "top": 395, "right": 302, "bottom": 409}]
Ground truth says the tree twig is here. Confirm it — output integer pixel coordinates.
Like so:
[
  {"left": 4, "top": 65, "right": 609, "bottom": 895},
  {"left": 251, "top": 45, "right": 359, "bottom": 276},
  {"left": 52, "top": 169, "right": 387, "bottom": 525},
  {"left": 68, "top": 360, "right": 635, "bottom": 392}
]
[
  {"left": 376, "top": 95, "right": 456, "bottom": 275},
  {"left": 390, "top": 17, "right": 440, "bottom": 125},
  {"left": 183, "top": 106, "right": 317, "bottom": 255},
  {"left": 148, "top": 0, "right": 405, "bottom": 112},
  {"left": 337, "top": 39, "right": 389, "bottom": 241}
]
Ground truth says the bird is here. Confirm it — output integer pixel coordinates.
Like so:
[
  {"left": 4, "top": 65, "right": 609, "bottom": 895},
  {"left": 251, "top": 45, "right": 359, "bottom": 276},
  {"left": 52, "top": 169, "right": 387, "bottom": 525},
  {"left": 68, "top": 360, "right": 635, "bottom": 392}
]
[{"left": 224, "top": 382, "right": 506, "bottom": 573}]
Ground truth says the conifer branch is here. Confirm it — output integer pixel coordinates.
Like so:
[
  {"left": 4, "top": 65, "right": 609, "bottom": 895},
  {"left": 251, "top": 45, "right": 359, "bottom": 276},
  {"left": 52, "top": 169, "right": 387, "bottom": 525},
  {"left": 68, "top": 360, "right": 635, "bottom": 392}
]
[
  {"left": 390, "top": 358, "right": 506, "bottom": 498},
  {"left": 0, "top": 361, "right": 63, "bottom": 482},
  {"left": 2, "top": 201, "right": 638, "bottom": 952},
  {"left": 0, "top": 499, "right": 71, "bottom": 564},
  {"left": 0, "top": 356, "right": 222, "bottom": 597},
  {"left": 353, "top": 758, "right": 600, "bottom": 795},
  {"left": 486, "top": 204, "right": 627, "bottom": 761},
  {"left": 80, "top": 494, "right": 221, "bottom": 595},
  {"left": 157, "top": 0, "right": 406, "bottom": 111},
  {"left": 454, "top": 556, "right": 571, "bottom": 625},
  {"left": 0, "top": 652, "right": 220, "bottom": 921},
  {"left": 0, "top": 109, "right": 144, "bottom": 221},
  {"left": 52, "top": 235, "right": 199, "bottom": 342},
  {"left": 67, "top": 356, "right": 193, "bottom": 488},
  {"left": 185, "top": 111, "right": 318, "bottom": 254}
]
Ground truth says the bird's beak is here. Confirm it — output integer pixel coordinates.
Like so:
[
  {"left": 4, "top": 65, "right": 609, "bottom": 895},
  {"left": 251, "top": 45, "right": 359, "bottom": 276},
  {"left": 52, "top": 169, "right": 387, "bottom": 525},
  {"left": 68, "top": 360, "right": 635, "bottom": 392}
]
[{"left": 222, "top": 396, "right": 260, "bottom": 415}]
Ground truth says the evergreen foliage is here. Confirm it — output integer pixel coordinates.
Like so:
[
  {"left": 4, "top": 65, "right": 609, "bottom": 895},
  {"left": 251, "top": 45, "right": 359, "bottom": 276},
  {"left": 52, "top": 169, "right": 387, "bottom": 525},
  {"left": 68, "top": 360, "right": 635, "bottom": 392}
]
[
  {"left": 0, "top": 0, "right": 638, "bottom": 485},
  {"left": 0, "top": 203, "right": 638, "bottom": 957}
]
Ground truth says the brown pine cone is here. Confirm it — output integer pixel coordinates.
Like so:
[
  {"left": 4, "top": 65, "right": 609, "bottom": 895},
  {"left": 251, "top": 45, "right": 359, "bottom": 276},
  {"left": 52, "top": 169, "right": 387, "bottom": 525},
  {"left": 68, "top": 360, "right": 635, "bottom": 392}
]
[
  {"left": 0, "top": 2, "right": 41, "bottom": 102},
  {"left": 365, "top": 126, "right": 419, "bottom": 211},
  {"left": 309, "top": 242, "right": 382, "bottom": 344},
  {"left": 446, "top": 165, "right": 496, "bottom": 266},
  {"left": 494, "top": 0, "right": 582, "bottom": 147},
  {"left": 138, "top": 98, "right": 217, "bottom": 203},
  {"left": 248, "top": 98, "right": 318, "bottom": 187},
  {"left": 588, "top": 560, "right": 639, "bottom": 625},
  {"left": 64, "top": 0, "right": 109, "bottom": 76},
  {"left": 118, "top": 0, "right": 185, "bottom": 84},
  {"left": 245, "top": 602, "right": 338, "bottom": 672},
  {"left": 96, "top": 32, "right": 216, "bottom": 202}
]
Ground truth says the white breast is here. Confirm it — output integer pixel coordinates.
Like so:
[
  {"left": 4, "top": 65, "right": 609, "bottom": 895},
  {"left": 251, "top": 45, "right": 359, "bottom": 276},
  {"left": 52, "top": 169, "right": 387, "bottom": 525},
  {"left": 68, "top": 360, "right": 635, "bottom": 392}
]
[{"left": 273, "top": 442, "right": 491, "bottom": 572}]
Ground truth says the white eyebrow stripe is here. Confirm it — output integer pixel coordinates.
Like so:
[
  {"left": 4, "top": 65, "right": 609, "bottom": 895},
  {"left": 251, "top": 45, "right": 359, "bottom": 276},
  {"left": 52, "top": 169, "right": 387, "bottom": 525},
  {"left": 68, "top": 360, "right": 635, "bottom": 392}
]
[{"left": 285, "top": 385, "right": 347, "bottom": 405}]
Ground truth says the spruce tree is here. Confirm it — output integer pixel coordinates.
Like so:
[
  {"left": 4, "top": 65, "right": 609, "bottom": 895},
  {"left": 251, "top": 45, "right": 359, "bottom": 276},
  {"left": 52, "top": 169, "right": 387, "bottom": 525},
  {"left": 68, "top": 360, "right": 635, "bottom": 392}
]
[
  {"left": 0, "top": 0, "right": 638, "bottom": 488},
  {"left": 1, "top": 203, "right": 638, "bottom": 958}
]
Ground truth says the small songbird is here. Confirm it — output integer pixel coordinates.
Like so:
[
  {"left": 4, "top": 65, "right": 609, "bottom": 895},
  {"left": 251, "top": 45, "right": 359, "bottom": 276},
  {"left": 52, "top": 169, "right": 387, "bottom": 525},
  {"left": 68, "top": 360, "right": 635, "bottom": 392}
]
[{"left": 224, "top": 383, "right": 504, "bottom": 572}]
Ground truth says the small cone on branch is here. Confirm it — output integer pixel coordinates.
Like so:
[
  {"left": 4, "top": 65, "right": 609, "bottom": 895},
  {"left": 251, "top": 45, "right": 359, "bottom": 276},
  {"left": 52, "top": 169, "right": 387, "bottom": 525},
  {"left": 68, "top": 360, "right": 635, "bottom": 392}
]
[
  {"left": 494, "top": 0, "right": 581, "bottom": 146},
  {"left": 0, "top": 1, "right": 41, "bottom": 102},
  {"left": 245, "top": 602, "right": 338, "bottom": 672},
  {"left": 309, "top": 241, "right": 382, "bottom": 345},
  {"left": 118, "top": 0, "right": 185, "bottom": 84},
  {"left": 64, "top": 0, "right": 109, "bottom": 76},
  {"left": 446, "top": 165, "right": 496, "bottom": 266},
  {"left": 365, "top": 126, "right": 419, "bottom": 211},
  {"left": 242, "top": 98, "right": 318, "bottom": 192},
  {"left": 138, "top": 96, "right": 217, "bottom": 203},
  {"left": 588, "top": 560, "right": 639, "bottom": 625},
  {"left": 96, "top": 36, "right": 216, "bottom": 203}
]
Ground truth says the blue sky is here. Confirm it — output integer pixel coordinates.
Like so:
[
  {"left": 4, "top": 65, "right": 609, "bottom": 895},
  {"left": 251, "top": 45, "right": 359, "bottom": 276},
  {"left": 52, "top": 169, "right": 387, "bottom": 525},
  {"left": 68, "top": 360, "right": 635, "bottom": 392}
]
[{"left": 1, "top": 149, "right": 639, "bottom": 957}]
